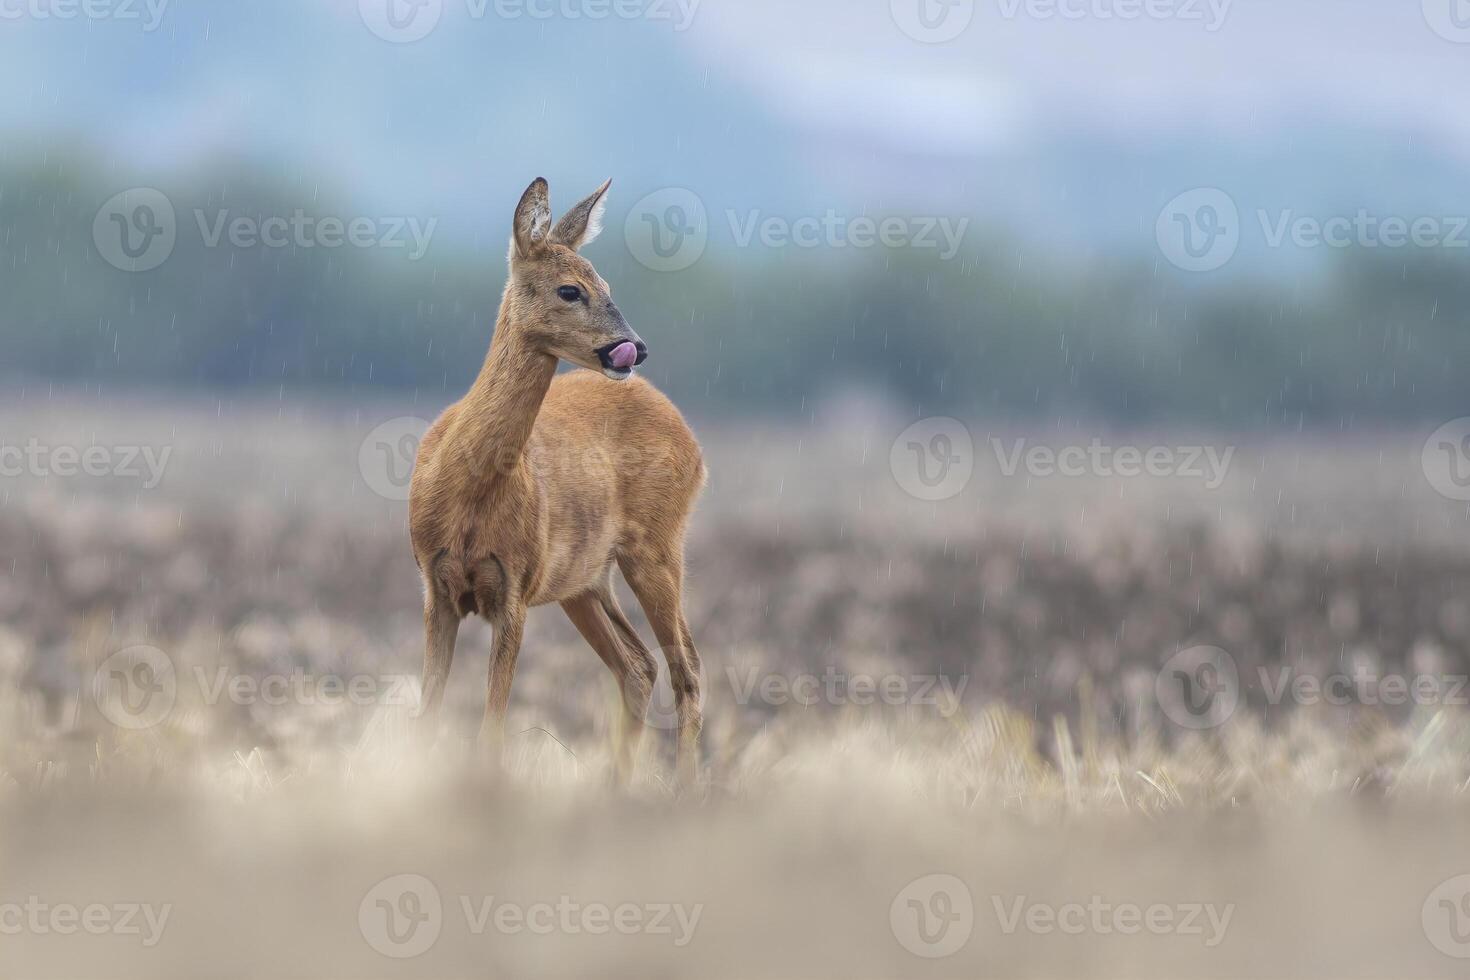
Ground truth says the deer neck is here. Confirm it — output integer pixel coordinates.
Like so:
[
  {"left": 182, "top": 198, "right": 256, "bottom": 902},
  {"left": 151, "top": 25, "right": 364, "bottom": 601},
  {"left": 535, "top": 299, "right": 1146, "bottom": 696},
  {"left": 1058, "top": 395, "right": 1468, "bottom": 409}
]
[{"left": 458, "top": 308, "right": 557, "bottom": 473}]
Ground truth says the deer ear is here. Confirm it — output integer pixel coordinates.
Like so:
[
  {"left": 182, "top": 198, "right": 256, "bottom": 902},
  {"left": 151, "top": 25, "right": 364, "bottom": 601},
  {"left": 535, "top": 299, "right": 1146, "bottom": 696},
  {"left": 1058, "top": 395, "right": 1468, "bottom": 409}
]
[
  {"left": 511, "top": 177, "right": 552, "bottom": 260},
  {"left": 550, "top": 179, "right": 611, "bottom": 251}
]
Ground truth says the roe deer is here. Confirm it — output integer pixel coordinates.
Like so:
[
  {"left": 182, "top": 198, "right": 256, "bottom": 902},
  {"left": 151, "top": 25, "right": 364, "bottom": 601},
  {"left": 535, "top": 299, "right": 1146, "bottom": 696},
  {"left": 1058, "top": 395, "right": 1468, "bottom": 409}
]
[{"left": 409, "top": 177, "right": 706, "bottom": 785}]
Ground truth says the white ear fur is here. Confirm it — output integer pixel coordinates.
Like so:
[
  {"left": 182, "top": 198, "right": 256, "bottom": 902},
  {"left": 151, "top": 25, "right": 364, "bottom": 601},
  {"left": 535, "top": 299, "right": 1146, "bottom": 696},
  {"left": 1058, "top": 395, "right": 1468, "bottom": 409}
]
[
  {"left": 528, "top": 206, "right": 551, "bottom": 242},
  {"left": 581, "top": 191, "right": 607, "bottom": 247},
  {"left": 550, "top": 179, "right": 612, "bottom": 251},
  {"left": 511, "top": 177, "right": 552, "bottom": 260}
]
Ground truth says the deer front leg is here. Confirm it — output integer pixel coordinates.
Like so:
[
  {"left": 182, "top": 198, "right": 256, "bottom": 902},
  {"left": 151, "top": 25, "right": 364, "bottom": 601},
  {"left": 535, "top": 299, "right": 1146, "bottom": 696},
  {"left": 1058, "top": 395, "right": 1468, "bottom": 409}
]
[
  {"left": 480, "top": 602, "right": 527, "bottom": 763},
  {"left": 415, "top": 595, "right": 461, "bottom": 739}
]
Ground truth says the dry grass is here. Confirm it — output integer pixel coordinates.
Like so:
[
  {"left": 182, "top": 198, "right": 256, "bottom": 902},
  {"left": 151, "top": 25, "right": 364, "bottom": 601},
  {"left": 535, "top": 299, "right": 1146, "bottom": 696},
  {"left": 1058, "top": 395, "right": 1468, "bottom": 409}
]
[
  {"left": 5, "top": 703, "right": 1470, "bottom": 978},
  {"left": 3, "top": 392, "right": 1470, "bottom": 977}
]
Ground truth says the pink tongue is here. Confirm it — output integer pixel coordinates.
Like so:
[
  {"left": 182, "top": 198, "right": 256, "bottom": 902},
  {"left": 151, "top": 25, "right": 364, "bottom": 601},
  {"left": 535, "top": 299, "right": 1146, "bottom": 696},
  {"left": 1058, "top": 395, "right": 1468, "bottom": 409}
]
[{"left": 608, "top": 342, "right": 638, "bottom": 370}]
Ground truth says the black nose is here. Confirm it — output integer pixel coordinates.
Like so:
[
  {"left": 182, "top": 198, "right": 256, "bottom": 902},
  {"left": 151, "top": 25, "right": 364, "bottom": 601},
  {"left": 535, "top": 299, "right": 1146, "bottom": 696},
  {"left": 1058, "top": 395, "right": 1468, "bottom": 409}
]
[{"left": 634, "top": 341, "right": 649, "bottom": 365}]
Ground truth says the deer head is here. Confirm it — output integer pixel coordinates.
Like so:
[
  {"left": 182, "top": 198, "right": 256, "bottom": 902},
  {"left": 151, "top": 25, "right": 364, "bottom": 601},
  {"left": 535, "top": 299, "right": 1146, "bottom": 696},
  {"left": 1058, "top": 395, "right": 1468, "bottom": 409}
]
[{"left": 504, "top": 177, "right": 647, "bottom": 381}]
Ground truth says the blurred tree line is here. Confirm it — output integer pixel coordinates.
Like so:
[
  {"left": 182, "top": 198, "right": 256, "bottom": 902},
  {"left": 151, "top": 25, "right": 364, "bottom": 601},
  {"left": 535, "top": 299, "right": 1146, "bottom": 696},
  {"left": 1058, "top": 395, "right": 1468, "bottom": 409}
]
[{"left": 3, "top": 147, "right": 1468, "bottom": 427}]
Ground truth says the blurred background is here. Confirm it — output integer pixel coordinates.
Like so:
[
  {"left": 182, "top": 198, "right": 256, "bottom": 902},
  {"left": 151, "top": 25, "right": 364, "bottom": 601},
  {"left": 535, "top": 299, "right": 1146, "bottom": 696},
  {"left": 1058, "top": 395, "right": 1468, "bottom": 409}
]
[
  {"left": 5, "top": 2, "right": 1470, "bottom": 978},
  {"left": 4, "top": 0, "right": 1470, "bottom": 423}
]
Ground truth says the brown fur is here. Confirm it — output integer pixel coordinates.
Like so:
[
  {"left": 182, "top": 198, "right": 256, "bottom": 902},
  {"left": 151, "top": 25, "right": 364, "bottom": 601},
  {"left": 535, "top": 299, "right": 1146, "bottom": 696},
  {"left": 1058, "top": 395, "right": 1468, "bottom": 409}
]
[{"left": 409, "top": 178, "right": 706, "bottom": 784}]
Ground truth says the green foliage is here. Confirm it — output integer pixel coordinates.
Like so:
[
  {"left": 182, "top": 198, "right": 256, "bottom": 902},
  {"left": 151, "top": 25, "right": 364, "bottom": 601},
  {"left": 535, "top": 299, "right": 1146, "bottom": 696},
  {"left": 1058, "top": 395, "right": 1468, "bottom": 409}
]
[{"left": 4, "top": 149, "right": 1467, "bottom": 426}]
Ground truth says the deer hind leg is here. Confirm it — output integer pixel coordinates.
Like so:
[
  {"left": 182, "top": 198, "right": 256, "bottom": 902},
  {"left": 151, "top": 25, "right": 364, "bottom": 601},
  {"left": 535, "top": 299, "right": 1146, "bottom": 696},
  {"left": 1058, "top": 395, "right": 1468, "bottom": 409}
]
[
  {"left": 617, "top": 550, "right": 702, "bottom": 787},
  {"left": 561, "top": 589, "right": 657, "bottom": 785}
]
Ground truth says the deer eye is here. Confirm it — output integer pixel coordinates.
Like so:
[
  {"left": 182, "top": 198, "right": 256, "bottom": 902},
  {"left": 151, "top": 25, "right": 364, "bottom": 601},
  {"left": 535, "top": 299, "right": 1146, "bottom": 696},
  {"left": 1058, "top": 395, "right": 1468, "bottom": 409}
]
[{"left": 557, "top": 285, "right": 582, "bottom": 303}]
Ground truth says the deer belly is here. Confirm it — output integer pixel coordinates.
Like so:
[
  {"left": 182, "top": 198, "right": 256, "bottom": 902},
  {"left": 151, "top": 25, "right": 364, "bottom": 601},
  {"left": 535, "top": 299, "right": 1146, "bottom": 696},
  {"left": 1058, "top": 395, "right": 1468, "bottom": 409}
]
[{"left": 530, "top": 489, "right": 618, "bottom": 604}]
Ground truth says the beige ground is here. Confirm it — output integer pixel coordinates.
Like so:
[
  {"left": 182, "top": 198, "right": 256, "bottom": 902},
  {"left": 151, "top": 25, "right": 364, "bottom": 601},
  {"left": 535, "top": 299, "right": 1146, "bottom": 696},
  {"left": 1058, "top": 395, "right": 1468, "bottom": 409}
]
[{"left": 2, "top": 390, "right": 1470, "bottom": 977}]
